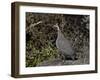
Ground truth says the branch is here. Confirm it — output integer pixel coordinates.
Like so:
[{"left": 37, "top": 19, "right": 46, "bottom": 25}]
[{"left": 26, "top": 21, "right": 43, "bottom": 31}]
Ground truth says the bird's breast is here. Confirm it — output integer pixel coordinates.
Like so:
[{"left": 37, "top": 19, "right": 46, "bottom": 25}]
[{"left": 56, "top": 33, "right": 74, "bottom": 55}]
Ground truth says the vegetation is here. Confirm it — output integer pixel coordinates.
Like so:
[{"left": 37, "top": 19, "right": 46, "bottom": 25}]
[{"left": 26, "top": 12, "right": 89, "bottom": 67}]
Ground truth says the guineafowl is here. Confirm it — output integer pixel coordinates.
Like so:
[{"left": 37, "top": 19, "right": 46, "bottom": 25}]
[{"left": 54, "top": 23, "right": 76, "bottom": 61}]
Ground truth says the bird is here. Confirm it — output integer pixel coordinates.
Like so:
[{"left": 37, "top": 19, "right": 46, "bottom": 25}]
[{"left": 53, "top": 23, "right": 76, "bottom": 61}]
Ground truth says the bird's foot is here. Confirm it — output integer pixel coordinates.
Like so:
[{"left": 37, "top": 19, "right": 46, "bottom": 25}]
[{"left": 71, "top": 56, "right": 78, "bottom": 61}]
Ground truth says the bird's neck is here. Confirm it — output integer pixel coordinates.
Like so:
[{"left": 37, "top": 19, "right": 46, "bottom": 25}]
[
  {"left": 57, "top": 26, "right": 60, "bottom": 31},
  {"left": 57, "top": 28, "right": 67, "bottom": 41},
  {"left": 56, "top": 25, "right": 64, "bottom": 38},
  {"left": 58, "top": 28, "right": 61, "bottom": 33},
  {"left": 57, "top": 29, "right": 63, "bottom": 37}
]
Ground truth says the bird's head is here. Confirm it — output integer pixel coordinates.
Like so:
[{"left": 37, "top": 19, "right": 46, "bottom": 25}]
[{"left": 53, "top": 23, "right": 60, "bottom": 31}]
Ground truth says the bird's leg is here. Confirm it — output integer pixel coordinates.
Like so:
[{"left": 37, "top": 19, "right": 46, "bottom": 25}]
[
  {"left": 62, "top": 55, "right": 66, "bottom": 63},
  {"left": 59, "top": 51, "right": 66, "bottom": 63},
  {"left": 71, "top": 53, "right": 78, "bottom": 60}
]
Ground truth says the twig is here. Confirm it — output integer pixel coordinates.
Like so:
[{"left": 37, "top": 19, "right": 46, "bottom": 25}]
[{"left": 26, "top": 21, "right": 42, "bottom": 31}]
